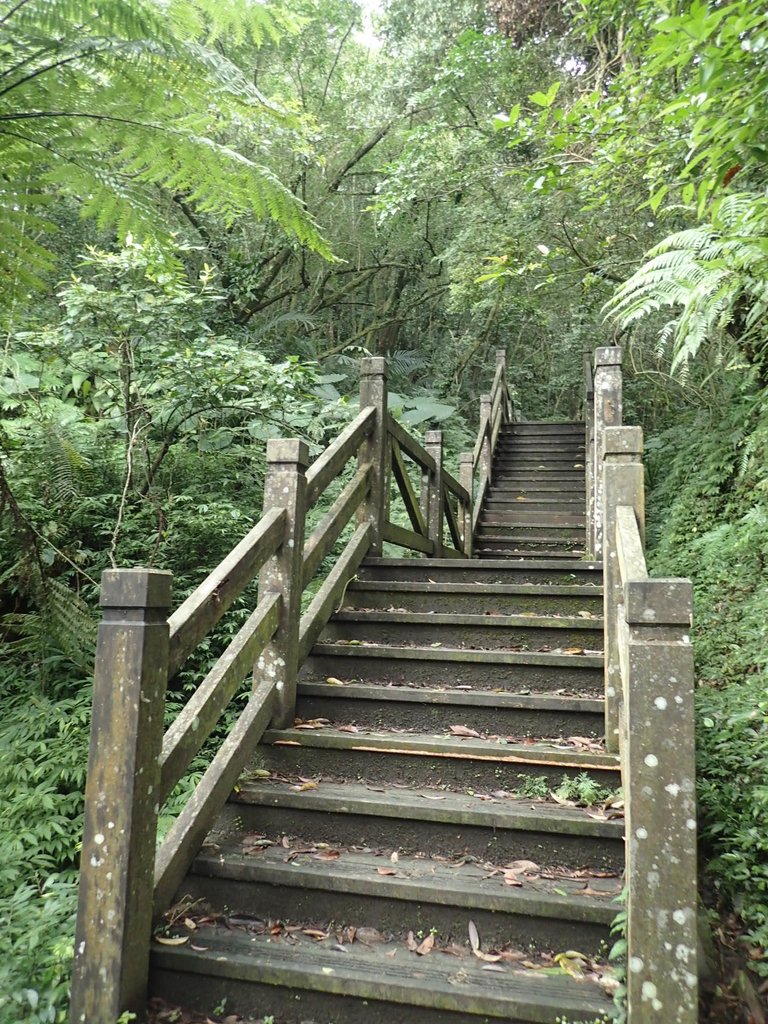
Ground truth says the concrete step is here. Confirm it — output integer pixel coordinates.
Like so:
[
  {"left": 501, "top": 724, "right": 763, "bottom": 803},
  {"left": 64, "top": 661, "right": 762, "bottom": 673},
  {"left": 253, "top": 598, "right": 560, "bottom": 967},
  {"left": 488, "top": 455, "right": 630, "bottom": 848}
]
[
  {"left": 321, "top": 610, "right": 602, "bottom": 651},
  {"left": 258, "top": 727, "right": 620, "bottom": 790},
  {"left": 493, "top": 459, "right": 586, "bottom": 471},
  {"left": 501, "top": 422, "right": 585, "bottom": 434},
  {"left": 479, "top": 514, "right": 586, "bottom": 529},
  {"left": 227, "top": 779, "right": 625, "bottom": 869},
  {"left": 344, "top": 580, "right": 602, "bottom": 615},
  {"left": 296, "top": 681, "right": 605, "bottom": 738},
  {"left": 151, "top": 925, "right": 616, "bottom": 1024},
  {"left": 483, "top": 498, "right": 585, "bottom": 512},
  {"left": 474, "top": 549, "right": 587, "bottom": 560},
  {"left": 488, "top": 484, "right": 586, "bottom": 496},
  {"left": 474, "top": 536, "right": 584, "bottom": 550},
  {"left": 302, "top": 641, "right": 603, "bottom": 690},
  {"left": 477, "top": 523, "right": 586, "bottom": 539},
  {"left": 185, "top": 843, "right": 619, "bottom": 954},
  {"left": 357, "top": 557, "right": 601, "bottom": 585}
]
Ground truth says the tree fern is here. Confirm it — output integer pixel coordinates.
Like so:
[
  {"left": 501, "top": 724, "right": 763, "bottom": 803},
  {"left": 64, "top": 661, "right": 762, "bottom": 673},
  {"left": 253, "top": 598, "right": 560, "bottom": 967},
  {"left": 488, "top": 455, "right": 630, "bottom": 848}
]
[
  {"left": 0, "top": 0, "right": 331, "bottom": 305},
  {"left": 604, "top": 193, "right": 768, "bottom": 371}
]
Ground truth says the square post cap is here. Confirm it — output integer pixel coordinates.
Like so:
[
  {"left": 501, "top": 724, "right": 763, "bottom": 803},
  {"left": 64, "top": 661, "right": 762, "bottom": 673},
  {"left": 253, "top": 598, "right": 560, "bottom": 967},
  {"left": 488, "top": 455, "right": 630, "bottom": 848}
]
[
  {"left": 360, "top": 356, "right": 388, "bottom": 378},
  {"left": 266, "top": 438, "right": 309, "bottom": 467},
  {"left": 99, "top": 567, "right": 172, "bottom": 608},
  {"left": 604, "top": 425, "right": 643, "bottom": 457},
  {"left": 594, "top": 346, "right": 622, "bottom": 367}
]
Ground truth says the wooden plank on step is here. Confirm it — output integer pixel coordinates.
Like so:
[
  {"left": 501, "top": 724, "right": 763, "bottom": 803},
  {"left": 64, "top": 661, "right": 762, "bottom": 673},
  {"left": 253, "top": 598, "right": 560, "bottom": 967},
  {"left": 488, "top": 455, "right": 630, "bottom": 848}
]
[
  {"left": 305, "top": 406, "right": 375, "bottom": 507},
  {"left": 303, "top": 463, "right": 372, "bottom": 586},
  {"left": 159, "top": 592, "right": 281, "bottom": 803},
  {"left": 390, "top": 438, "right": 427, "bottom": 536},
  {"left": 153, "top": 675, "right": 277, "bottom": 914},
  {"left": 298, "top": 523, "right": 372, "bottom": 663},
  {"left": 167, "top": 508, "right": 285, "bottom": 677}
]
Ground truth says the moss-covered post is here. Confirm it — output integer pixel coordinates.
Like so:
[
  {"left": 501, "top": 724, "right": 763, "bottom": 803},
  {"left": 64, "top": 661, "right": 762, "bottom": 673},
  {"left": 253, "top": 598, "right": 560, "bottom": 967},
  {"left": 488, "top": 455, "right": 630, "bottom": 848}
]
[
  {"left": 358, "top": 357, "right": 388, "bottom": 556},
  {"left": 479, "top": 394, "right": 492, "bottom": 485},
  {"left": 603, "top": 426, "right": 644, "bottom": 752},
  {"left": 258, "top": 439, "right": 308, "bottom": 729},
  {"left": 495, "top": 349, "right": 508, "bottom": 420},
  {"left": 624, "top": 577, "right": 697, "bottom": 1024},
  {"left": 459, "top": 451, "right": 474, "bottom": 557},
  {"left": 584, "top": 350, "right": 595, "bottom": 558},
  {"left": 593, "top": 346, "right": 622, "bottom": 559},
  {"left": 424, "top": 429, "right": 444, "bottom": 557},
  {"left": 70, "top": 568, "right": 172, "bottom": 1024}
]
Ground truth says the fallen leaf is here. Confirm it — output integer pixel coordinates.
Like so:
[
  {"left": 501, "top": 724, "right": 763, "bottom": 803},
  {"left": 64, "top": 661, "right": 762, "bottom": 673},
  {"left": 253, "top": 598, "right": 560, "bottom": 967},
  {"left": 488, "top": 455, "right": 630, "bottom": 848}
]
[
  {"left": 406, "top": 931, "right": 418, "bottom": 951},
  {"left": 325, "top": 677, "right": 345, "bottom": 685},
  {"left": 481, "top": 963, "right": 505, "bottom": 972},
  {"left": 468, "top": 920, "right": 480, "bottom": 953},
  {"left": 385, "top": 948, "right": 397, "bottom": 958},
  {"left": 416, "top": 934, "right": 435, "bottom": 955},
  {"left": 420, "top": 793, "right": 446, "bottom": 800},
  {"left": 337, "top": 724, "right": 360, "bottom": 734},
  {"left": 474, "top": 950, "right": 503, "bottom": 962},
  {"left": 562, "top": 647, "right": 585, "bottom": 655},
  {"left": 376, "top": 866, "right": 397, "bottom": 876},
  {"left": 449, "top": 725, "right": 481, "bottom": 738},
  {"left": 356, "top": 927, "right": 384, "bottom": 945},
  {"left": 390, "top": 851, "right": 399, "bottom": 863},
  {"left": 155, "top": 935, "right": 189, "bottom": 946},
  {"left": 292, "top": 780, "right": 319, "bottom": 791},
  {"left": 303, "top": 929, "right": 329, "bottom": 941},
  {"left": 312, "top": 849, "right": 341, "bottom": 861}
]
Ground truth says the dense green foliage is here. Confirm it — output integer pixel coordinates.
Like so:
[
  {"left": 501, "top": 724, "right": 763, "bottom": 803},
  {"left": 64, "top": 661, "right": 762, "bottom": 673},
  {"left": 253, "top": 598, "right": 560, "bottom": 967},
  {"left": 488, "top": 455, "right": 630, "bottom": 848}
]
[{"left": 1, "top": 0, "right": 766, "bottom": 1018}]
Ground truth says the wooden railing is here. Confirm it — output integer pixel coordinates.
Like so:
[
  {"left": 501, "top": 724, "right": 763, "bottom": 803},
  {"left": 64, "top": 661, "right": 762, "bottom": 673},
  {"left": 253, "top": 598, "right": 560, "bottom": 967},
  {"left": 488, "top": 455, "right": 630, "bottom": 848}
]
[
  {"left": 463, "top": 349, "right": 516, "bottom": 541},
  {"left": 587, "top": 354, "right": 698, "bottom": 1024},
  {"left": 69, "top": 352, "right": 507, "bottom": 1023}
]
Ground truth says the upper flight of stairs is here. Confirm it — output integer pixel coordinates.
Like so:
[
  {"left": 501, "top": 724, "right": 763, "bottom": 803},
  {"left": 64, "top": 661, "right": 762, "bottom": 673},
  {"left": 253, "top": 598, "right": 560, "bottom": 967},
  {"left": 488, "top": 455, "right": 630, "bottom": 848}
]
[
  {"left": 149, "top": 422, "right": 620, "bottom": 1024},
  {"left": 476, "top": 422, "right": 587, "bottom": 560}
]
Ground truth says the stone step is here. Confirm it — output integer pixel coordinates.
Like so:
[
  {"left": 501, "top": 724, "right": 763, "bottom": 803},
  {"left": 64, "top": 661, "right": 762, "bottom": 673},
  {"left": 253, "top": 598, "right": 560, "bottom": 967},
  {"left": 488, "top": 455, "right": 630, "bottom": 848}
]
[
  {"left": 483, "top": 512, "right": 585, "bottom": 528},
  {"left": 302, "top": 641, "right": 603, "bottom": 690},
  {"left": 357, "top": 557, "right": 601, "bottom": 586},
  {"left": 321, "top": 610, "right": 602, "bottom": 651},
  {"left": 474, "top": 552, "right": 587, "bottom": 562},
  {"left": 227, "top": 779, "right": 625, "bottom": 869},
  {"left": 501, "top": 422, "right": 585, "bottom": 434},
  {"left": 344, "top": 580, "right": 602, "bottom": 615},
  {"left": 151, "top": 926, "right": 616, "bottom": 1024},
  {"left": 185, "top": 843, "right": 619, "bottom": 954},
  {"left": 258, "top": 727, "right": 620, "bottom": 790},
  {"left": 488, "top": 484, "right": 586, "bottom": 496},
  {"left": 483, "top": 498, "right": 585, "bottom": 512},
  {"left": 493, "top": 459, "right": 586, "bottom": 471},
  {"left": 477, "top": 524, "right": 586, "bottom": 540},
  {"left": 473, "top": 538, "right": 586, "bottom": 550},
  {"left": 296, "top": 682, "right": 605, "bottom": 738}
]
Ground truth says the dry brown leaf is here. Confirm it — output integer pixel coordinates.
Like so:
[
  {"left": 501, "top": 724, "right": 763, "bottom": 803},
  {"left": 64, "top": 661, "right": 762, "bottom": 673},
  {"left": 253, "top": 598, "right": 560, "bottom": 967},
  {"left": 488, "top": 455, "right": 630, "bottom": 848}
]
[
  {"left": 155, "top": 935, "right": 189, "bottom": 946},
  {"left": 385, "top": 948, "right": 398, "bottom": 958},
  {"left": 337, "top": 724, "right": 360, "bottom": 734},
  {"left": 562, "top": 647, "right": 585, "bottom": 655},
  {"left": 376, "top": 866, "right": 397, "bottom": 876},
  {"left": 303, "top": 929, "right": 329, "bottom": 941},
  {"left": 474, "top": 949, "right": 503, "bottom": 962},
  {"left": 312, "top": 849, "right": 341, "bottom": 861},
  {"left": 481, "top": 963, "right": 505, "bottom": 972},
  {"left": 449, "top": 724, "right": 481, "bottom": 738},
  {"left": 415, "top": 934, "right": 435, "bottom": 956},
  {"left": 468, "top": 920, "right": 480, "bottom": 953},
  {"left": 390, "top": 851, "right": 399, "bottom": 863},
  {"left": 406, "top": 931, "right": 418, "bottom": 951}
]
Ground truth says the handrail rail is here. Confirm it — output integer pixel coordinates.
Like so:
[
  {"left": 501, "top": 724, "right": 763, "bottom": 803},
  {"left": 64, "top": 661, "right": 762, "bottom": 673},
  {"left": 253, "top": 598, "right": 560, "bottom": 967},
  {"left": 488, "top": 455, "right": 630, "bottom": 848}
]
[
  {"left": 70, "top": 349, "right": 509, "bottom": 1022},
  {"left": 167, "top": 507, "right": 285, "bottom": 677}
]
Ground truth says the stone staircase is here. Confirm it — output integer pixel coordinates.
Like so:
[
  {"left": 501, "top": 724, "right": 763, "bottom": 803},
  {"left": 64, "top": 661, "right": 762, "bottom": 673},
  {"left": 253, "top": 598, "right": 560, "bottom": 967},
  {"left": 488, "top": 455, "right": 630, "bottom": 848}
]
[{"left": 149, "top": 423, "right": 621, "bottom": 1024}]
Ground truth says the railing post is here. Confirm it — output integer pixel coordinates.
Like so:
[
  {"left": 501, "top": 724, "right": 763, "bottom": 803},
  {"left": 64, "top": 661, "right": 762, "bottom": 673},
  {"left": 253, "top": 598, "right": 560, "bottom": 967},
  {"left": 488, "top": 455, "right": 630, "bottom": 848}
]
[
  {"left": 459, "top": 451, "right": 474, "bottom": 557},
  {"left": 495, "top": 349, "right": 508, "bottom": 421},
  {"left": 603, "top": 426, "right": 644, "bottom": 753},
  {"left": 358, "top": 356, "right": 388, "bottom": 556},
  {"left": 424, "top": 430, "right": 444, "bottom": 557},
  {"left": 624, "top": 577, "right": 697, "bottom": 1024},
  {"left": 479, "top": 394, "right": 492, "bottom": 484},
  {"left": 259, "top": 439, "right": 308, "bottom": 729},
  {"left": 584, "top": 350, "right": 595, "bottom": 558},
  {"left": 593, "top": 346, "right": 622, "bottom": 559},
  {"left": 70, "top": 568, "right": 172, "bottom": 1024}
]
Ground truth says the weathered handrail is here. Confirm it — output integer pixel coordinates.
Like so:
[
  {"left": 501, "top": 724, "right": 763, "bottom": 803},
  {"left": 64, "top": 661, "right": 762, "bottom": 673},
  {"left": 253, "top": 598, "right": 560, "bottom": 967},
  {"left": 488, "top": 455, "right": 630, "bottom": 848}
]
[
  {"left": 70, "top": 351, "right": 509, "bottom": 1023},
  {"left": 600, "top": 418, "right": 698, "bottom": 1024},
  {"left": 465, "top": 349, "right": 514, "bottom": 540},
  {"left": 167, "top": 506, "right": 285, "bottom": 676}
]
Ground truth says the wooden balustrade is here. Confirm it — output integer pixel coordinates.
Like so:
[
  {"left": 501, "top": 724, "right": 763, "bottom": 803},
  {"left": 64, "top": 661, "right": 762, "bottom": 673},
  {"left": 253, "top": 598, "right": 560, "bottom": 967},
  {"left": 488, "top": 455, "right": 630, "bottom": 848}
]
[
  {"left": 70, "top": 350, "right": 509, "bottom": 1022},
  {"left": 601, "top": 422, "right": 697, "bottom": 1024}
]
